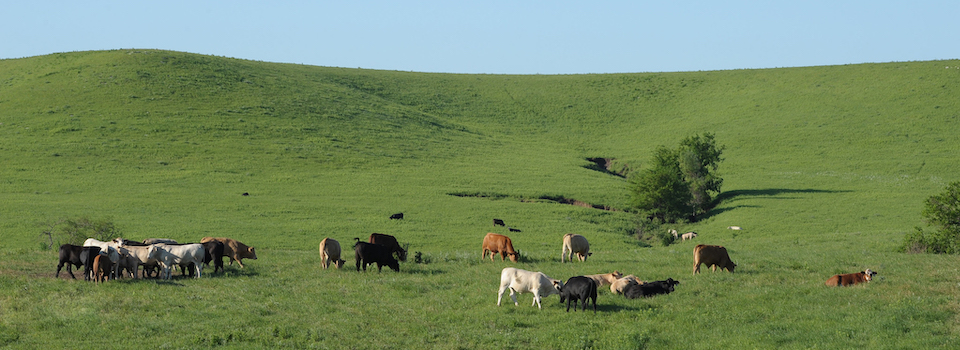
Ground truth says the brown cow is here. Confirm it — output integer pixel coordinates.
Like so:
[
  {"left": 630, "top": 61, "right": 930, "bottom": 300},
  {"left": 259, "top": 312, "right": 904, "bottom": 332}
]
[
  {"left": 482, "top": 233, "right": 520, "bottom": 262},
  {"left": 693, "top": 244, "right": 736, "bottom": 274},
  {"left": 319, "top": 238, "right": 345, "bottom": 269},
  {"left": 368, "top": 233, "right": 407, "bottom": 262},
  {"left": 200, "top": 237, "right": 257, "bottom": 268},
  {"left": 825, "top": 269, "right": 877, "bottom": 286},
  {"left": 93, "top": 254, "right": 114, "bottom": 284}
]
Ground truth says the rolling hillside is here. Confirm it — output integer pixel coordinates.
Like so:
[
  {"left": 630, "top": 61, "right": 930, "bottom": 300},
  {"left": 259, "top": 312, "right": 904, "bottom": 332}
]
[{"left": 1, "top": 50, "right": 959, "bottom": 348}]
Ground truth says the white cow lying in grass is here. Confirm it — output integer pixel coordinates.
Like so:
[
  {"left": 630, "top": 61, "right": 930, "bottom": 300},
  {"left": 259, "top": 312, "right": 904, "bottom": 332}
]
[{"left": 497, "top": 267, "right": 563, "bottom": 309}]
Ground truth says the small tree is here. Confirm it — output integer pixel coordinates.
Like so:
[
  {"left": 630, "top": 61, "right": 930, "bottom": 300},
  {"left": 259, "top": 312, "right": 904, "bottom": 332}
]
[
  {"left": 629, "top": 133, "right": 724, "bottom": 224},
  {"left": 901, "top": 181, "right": 960, "bottom": 253},
  {"left": 38, "top": 217, "right": 120, "bottom": 250}
]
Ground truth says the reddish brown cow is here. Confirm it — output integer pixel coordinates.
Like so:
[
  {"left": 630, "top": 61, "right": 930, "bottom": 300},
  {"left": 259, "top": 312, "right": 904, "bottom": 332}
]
[
  {"left": 482, "top": 233, "right": 520, "bottom": 262},
  {"left": 693, "top": 244, "right": 737, "bottom": 274},
  {"left": 93, "top": 254, "right": 114, "bottom": 284},
  {"left": 825, "top": 269, "right": 877, "bottom": 286}
]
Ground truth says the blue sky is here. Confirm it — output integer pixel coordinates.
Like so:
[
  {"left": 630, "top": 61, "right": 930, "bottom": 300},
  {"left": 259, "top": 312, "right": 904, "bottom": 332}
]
[{"left": 3, "top": 1, "right": 958, "bottom": 74}]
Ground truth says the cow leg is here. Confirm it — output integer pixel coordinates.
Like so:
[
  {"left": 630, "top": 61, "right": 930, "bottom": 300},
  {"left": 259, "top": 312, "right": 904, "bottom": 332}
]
[
  {"left": 195, "top": 263, "right": 202, "bottom": 278},
  {"left": 509, "top": 288, "right": 519, "bottom": 306},
  {"left": 497, "top": 286, "right": 507, "bottom": 306},
  {"left": 67, "top": 264, "right": 78, "bottom": 279},
  {"left": 533, "top": 291, "right": 542, "bottom": 309},
  {"left": 236, "top": 258, "right": 245, "bottom": 268},
  {"left": 355, "top": 256, "right": 362, "bottom": 271},
  {"left": 693, "top": 263, "right": 701, "bottom": 275}
]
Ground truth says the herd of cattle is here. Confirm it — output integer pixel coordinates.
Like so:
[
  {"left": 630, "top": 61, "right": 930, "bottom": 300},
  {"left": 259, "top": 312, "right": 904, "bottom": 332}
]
[
  {"left": 55, "top": 236, "right": 257, "bottom": 282},
  {"left": 55, "top": 219, "right": 878, "bottom": 311}
]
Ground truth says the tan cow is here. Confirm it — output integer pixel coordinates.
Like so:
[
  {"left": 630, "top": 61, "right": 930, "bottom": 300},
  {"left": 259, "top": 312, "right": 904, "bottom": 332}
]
[
  {"left": 681, "top": 232, "right": 698, "bottom": 241},
  {"left": 693, "top": 244, "right": 737, "bottom": 274},
  {"left": 610, "top": 275, "right": 643, "bottom": 294},
  {"left": 561, "top": 233, "right": 591, "bottom": 262},
  {"left": 200, "top": 237, "right": 257, "bottom": 268},
  {"left": 319, "top": 238, "right": 345, "bottom": 269},
  {"left": 482, "top": 233, "right": 520, "bottom": 262},
  {"left": 583, "top": 271, "right": 623, "bottom": 288},
  {"left": 825, "top": 269, "right": 877, "bottom": 286}
]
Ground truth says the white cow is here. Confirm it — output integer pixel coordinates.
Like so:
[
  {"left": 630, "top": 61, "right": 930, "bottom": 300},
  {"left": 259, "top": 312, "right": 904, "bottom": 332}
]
[
  {"left": 318, "top": 238, "right": 345, "bottom": 269},
  {"left": 497, "top": 267, "right": 563, "bottom": 309},
  {"left": 669, "top": 229, "right": 679, "bottom": 239},
  {"left": 727, "top": 226, "right": 742, "bottom": 230},
  {"left": 560, "top": 233, "right": 591, "bottom": 262},
  {"left": 149, "top": 243, "right": 205, "bottom": 279},
  {"left": 83, "top": 238, "right": 121, "bottom": 278},
  {"left": 681, "top": 232, "right": 698, "bottom": 241},
  {"left": 117, "top": 245, "right": 159, "bottom": 279}
]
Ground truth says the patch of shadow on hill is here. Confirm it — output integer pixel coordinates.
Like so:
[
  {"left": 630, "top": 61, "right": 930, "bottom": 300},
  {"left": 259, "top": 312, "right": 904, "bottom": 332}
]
[
  {"left": 583, "top": 157, "right": 628, "bottom": 178},
  {"left": 701, "top": 188, "right": 852, "bottom": 220},
  {"left": 448, "top": 191, "right": 620, "bottom": 212}
]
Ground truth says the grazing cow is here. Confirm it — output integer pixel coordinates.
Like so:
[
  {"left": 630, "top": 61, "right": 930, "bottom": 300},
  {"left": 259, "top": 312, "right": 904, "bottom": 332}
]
[
  {"left": 559, "top": 276, "right": 598, "bottom": 313},
  {"left": 80, "top": 246, "right": 102, "bottom": 281},
  {"left": 116, "top": 244, "right": 161, "bottom": 279},
  {"left": 83, "top": 238, "right": 121, "bottom": 278},
  {"left": 825, "top": 269, "right": 877, "bottom": 287},
  {"left": 389, "top": 213, "right": 404, "bottom": 220},
  {"left": 368, "top": 233, "right": 408, "bottom": 262},
  {"left": 623, "top": 278, "right": 680, "bottom": 299},
  {"left": 584, "top": 271, "right": 623, "bottom": 289},
  {"left": 200, "top": 237, "right": 257, "bottom": 268},
  {"left": 728, "top": 226, "right": 742, "bottom": 230},
  {"left": 508, "top": 227, "right": 522, "bottom": 233},
  {"left": 92, "top": 254, "right": 114, "bottom": 284},
  {"left": 149, "top": 243, "right": 205, "bottom": 279},
  {"left": 116, "top": 251, "right": 140, "bottom": 279},
  {"left": 142, "top": 238, "right": 178, "bottom": 245},
  {"left": 353, "top": 239, "right": 399, "bottom": 272},
  {"left": 497, "top": 267, "right": 563, "bottom": 309},
  {"left": 493, "top": 218, "right": 506, "bottom": 227},
  {"left": 693, "top": 244, "right": 737, "bottom": 274},
  {"left": 56, "top": 244, "right": 84, "bottom": 279},
  {"left": 481, "top": 233, "right": 520, "bottom": 263},
  {"left": 319, "top": 238, "right": 345, "bottom": 269},
  {"left": 681, "top": 232, "right": 698, "bottom": 241},
  {"left": 561, "top": 233, "right": 591, "bottom": 262},
  {"left": 610, "top": 275, "right": 644, "bottom": 295}
]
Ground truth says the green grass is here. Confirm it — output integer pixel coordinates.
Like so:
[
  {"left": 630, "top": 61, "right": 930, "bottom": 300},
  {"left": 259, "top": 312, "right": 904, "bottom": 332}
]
[{"left": 1, "top": 50, "right": 959, "bottom": 348}]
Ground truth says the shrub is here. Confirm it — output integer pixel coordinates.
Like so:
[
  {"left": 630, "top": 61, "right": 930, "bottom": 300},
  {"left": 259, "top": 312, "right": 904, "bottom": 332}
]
[
  {"left": 901, "top": 181, "right": 960, "bottom": 253},
  {"left": 38, "top": 217, "right": 121, "bottom": 249}
]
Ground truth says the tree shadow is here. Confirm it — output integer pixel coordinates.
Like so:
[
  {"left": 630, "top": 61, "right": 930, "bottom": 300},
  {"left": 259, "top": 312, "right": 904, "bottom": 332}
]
[{"left": 701, "top": 188, "right": 851, "bottom": 221}]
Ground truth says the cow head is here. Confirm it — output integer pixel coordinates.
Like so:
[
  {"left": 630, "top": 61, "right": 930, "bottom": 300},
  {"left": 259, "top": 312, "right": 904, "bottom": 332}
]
[
  {"left": 247, "top": 247, "right": 258, "bottom": 260},
  {"left": 611, "top": 271, "right": 624, "bottom": 279},
  {"left": 864, "top": 269, "right": 877, "bottom": 281},
  {"left": 333, "top": 259, "right": 346, "bottom": 269},
  {"left": 508, "top": 250, "right": 521, "bottom": 263},
  {"left": 551, "top": 279, "right": 563, "bottom": 293}
]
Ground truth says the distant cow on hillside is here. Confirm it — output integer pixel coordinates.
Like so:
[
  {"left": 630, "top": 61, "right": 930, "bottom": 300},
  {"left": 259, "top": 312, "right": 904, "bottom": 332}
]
[
  {"left": 493, "top": 218, "right": 506, "bottom": 227},
  {"left": 389, "top": 213, "right": 404, "bottom": 220}
]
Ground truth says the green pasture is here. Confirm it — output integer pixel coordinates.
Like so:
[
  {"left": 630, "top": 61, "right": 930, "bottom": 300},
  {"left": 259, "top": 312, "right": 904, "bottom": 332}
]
[{"left": 0, "top": 50, "right": 958, "bottom": 348}]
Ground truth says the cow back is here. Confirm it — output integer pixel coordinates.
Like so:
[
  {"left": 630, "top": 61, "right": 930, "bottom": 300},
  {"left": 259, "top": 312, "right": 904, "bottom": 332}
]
[{"left": 369, "top": 233, "right": 406, "bottom": 261}]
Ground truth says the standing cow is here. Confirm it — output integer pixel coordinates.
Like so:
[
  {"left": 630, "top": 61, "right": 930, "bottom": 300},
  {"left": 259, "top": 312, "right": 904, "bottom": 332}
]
[
  {"left": 497, "top": 267, "right": 563, "bottom": 309},
  {"left": 353, "top": 239, "right": 400, "bottom": 272},
  {"left": 693, "top": 244, "right": 737, "bottom": 274},
  {"left": 149, "top": 243, "right": 205, "bottom": 279},
  {"left": 559, "top": 276, "right": 598, "bottom": 313},
  {"left": 561, "top": 233, "right": 591, "bottom": 262},
  {"left": 368, "top": 233, "right": 407, "bottom": 262},
  {"left": 56, "top": 244, "right": 85, "bottom": 279},
  {"left": 319, "top": 238, "right": 345, "bottom": 269},
  {"left": 200, "top": 237, "right": 257, "bottom": 268},
  {"left": 482, "top": 233, "right": 520, "bottom": 263}
]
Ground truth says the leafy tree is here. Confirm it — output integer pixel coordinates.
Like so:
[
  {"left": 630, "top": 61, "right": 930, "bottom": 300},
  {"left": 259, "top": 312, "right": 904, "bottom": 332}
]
[
  {"left": 901, "top": 181, "right": 960, "bottom": 253},
  {"left": 629, "top": 133, "right": 724, "bottom": 223}
]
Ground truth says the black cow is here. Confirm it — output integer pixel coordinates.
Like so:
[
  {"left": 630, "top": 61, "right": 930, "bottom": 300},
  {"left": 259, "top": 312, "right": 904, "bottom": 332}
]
[
  {"left": 493, "top": 218, "right": 506, "bottom": 227},
  {"left": 368, "top": 233, "right": 407, "bottom": 261},
  {"left": 79, "top": 246, "right": 102, "bottom": 281},
  {"left": 389, "top": 213, "right": 404, "bottom": 220},
  {"left": 203, "top": 240, "right": 225, "bottom": 273},
  {"left": 559, "top": 276, "right": 598, "bottom": 313},
  {"left": 353, "top": 239, "right": 400, "bottom": 272},
  {"left": 623, "top": 278, "right": 680, "bottom": 299},
  {"left": 508, "top": 227, "right": 521, "bottom": 232},
  {"left": 56, "top": 244, "right": 85, "bottom": 279}
]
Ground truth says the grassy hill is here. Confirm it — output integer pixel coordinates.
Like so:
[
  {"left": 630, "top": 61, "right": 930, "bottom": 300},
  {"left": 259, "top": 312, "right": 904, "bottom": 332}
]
[{"left": 1, "top": 50, "right": 959, "bottom": 348}]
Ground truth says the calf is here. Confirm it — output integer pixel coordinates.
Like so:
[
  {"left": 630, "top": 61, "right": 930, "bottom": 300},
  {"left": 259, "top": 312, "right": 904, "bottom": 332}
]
[
  {"left": 200, "top": 237, "right": 257, "bottom": 268},
  {"left": 493, "top": 218, "right": 506, "bottom": 227},
  {"left": 92, "top": 254, "right": 114, "bottom": 284},
  {"left": 80, "top": 246, "right": 102, "bottom": 281},
  {"left": 497, "top": 267, "right": 563, "bottom": 309},
  {"left": 389, "top": 213, "right": 404, "bottom": 220},
  {"left": 559, "top": 276, "right": 598, "bottom": 313},
  {"left": 368, "top": 233, "right": 407, "bottom": 262},
  {"left": 83, "top": 238, "right": 121, "bottom": 278},
  {"left": 354, "top": 240, "right": 399, "bottom": 272},
  {"left": 56, "top": 244, "right": 84, "bottom": 279},
  {"left": 623, "top": 278, "right": 679, "bottom": 299},
  {"left": 202, "top": 240, "right": 225, "bottom": 273},
  {"left": 561, "top": 233, "right": 591, "bottom": 262},
  {"left": 693, "top": 244, "right": 736, "bottom": 274},
  {"left": 319, "top": 238, "right": 345, "bottom": 269},
  {"left": 481, "top": 233, "right": 520, "bottom": 262},
  {"left": 825, "top": 269, "right": 877, "bottom": 287}
]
